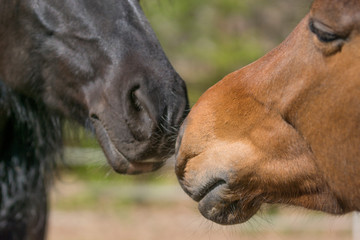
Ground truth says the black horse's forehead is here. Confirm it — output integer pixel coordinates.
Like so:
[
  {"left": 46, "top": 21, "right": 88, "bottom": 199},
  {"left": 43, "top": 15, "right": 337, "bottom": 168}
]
[{"left": 29, "top": 0, "right": 146, "bottom": 35}]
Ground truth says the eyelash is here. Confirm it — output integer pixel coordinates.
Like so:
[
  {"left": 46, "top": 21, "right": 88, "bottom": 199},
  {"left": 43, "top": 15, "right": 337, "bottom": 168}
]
[{"left": 309, "top": 20, "right": 341, "bottom": 43}]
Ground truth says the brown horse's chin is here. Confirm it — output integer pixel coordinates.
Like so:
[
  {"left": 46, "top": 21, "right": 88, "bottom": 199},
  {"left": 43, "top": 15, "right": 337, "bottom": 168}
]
[
  {"left": 92, "top": 119, "right": 165, "bottom": 175},
  {"left": 196, "top": 184, "right": 260, "bottom": 225}
]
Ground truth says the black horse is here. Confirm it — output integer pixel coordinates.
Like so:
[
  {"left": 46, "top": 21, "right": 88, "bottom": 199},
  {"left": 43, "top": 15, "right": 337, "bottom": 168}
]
[{"left": 0, "top": 0, "right": 188, "bottom": 239}]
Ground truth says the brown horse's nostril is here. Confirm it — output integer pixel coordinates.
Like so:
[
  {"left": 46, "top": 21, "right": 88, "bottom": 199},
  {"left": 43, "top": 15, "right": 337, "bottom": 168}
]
[{"left": 90, "top": 113, "right": 100, "bottom": 121}]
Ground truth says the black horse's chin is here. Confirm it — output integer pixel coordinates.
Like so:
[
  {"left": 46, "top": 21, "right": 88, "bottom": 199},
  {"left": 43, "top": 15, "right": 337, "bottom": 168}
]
[{"left": 91, "top": 118, "right": 165, "bottom": 175}]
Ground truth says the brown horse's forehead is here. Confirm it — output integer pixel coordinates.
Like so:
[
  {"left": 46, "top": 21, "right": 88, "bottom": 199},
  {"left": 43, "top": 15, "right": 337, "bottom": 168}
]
[{"left": 311, "top": 0, "right": 360, "bottom": 29}]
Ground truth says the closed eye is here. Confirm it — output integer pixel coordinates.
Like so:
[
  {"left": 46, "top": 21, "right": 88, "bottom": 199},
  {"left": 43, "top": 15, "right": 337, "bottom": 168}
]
[{"left": 309, "top": 20, "right": 342, "bottom": 43}]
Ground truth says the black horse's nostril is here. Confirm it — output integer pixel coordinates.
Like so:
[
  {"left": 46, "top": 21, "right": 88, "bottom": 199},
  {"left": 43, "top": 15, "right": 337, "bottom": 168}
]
[
  {"left": 129, "top": 87, "right": 160, "bottom": 126},
  {"left": 130, "top": 86, "right": 143, "bottom": 112}
]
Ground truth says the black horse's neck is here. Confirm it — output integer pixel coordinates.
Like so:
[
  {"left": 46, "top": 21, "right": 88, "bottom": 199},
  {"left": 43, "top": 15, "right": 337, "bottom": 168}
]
[{"left": 0, "top": 80, "right": 63, "bottom": 239}]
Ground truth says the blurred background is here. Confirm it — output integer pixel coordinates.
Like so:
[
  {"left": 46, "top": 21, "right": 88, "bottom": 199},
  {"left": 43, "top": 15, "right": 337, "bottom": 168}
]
[{"left": 48, "top": 0, "right": 353, "bottom": 239}]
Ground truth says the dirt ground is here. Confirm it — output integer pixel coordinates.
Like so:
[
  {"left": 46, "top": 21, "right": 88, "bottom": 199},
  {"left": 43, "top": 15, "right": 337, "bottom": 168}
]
[
  {"left": 47, "top": 179, "right": 352, "bottom": 240},
  {"left": 48, "top": 207, "right": 351, "bottom": 240}
]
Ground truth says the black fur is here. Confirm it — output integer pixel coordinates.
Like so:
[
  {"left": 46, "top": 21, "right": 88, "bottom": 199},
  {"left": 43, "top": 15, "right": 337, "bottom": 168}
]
[
  {"left": 0, "top": 81, "right": 62, "bottom": 239},
  {"left": 0, "top": 0, "right": 188, "bottom": 239}
]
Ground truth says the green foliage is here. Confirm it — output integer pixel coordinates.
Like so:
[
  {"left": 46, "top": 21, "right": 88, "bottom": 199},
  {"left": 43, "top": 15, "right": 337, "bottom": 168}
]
[
  {"left": 62, "top": 121, "right": 98, "bottom": 148},
  {"left": 141, "top": 0, "right": 265, "bottom": 105},
  {"left": 59, "top": 164, "right": 177, "bottom": 185},
  {"left": 141, "top": 0, "right": 311, "bottom": 105},
  {"left": 54, "top": 165, "right": 180, "bottom": 210}
]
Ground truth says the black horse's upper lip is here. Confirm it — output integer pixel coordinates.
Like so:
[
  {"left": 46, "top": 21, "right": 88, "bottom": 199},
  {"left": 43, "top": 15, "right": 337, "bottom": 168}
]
[
  {"left": 90, "top": 116, "right": 165, "bottom": 174},
  {"left": 91, "top": 116, "right": 129, "bottom": 159},
  {"left": 191, "top": 179, "right": 227, "bottom": 202}
]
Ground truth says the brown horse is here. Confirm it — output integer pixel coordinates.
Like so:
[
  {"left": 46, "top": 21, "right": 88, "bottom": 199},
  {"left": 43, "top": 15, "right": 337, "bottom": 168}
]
[{"left": 176, "top": 0, "right": 360, "bottom": 225}]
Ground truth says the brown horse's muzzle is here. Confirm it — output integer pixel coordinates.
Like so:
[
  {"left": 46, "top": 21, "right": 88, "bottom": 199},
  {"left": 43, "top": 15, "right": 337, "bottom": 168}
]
[{"left": 174, "top": 94, "right": 262, "bottom": 224}]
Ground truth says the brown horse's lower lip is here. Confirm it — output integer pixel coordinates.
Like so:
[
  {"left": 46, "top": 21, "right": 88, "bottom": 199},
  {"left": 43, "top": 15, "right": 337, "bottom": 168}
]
[
  {"left": 197, "top": 184, "right": 260, "bottom": 225},
  {"left": 197, "top": 184, "right": 247, "bottom": 225},
  {"left": 199, "top": 198, "right": 243, "bottom": 225}
]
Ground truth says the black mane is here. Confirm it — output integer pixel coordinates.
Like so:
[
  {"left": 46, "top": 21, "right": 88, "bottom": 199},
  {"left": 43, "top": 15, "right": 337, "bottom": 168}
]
[{"left": 0, "top": 80, "right": 62, "bottom": 239}]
